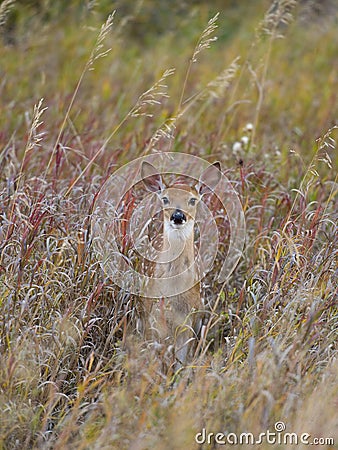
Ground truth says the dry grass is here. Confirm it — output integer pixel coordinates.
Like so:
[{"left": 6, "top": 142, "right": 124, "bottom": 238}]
[{"left": 0, "top": 1, "right": 337, "bottom": 449}]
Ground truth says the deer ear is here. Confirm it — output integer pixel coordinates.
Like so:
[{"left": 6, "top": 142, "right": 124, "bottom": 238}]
[
  {"left": 196, "top": 162, "right": 221, "bottom": 195},
  {"left": 141, "top": 161, "right": 165, "bottom": 192}
]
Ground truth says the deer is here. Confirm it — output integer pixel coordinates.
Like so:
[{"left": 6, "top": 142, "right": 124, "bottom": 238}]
[{"left": 140, "top": 160, "right": 221, "bottom": 368}]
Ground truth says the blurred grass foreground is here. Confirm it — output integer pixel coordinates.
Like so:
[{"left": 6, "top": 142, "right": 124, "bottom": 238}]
[{"left": 0, "top": 1, "right": 337, "bottom": 449}]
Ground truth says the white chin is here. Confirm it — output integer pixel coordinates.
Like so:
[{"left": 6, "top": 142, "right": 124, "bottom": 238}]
[{"left": 170, "top": 222, "right": 186, "bottom": 229}]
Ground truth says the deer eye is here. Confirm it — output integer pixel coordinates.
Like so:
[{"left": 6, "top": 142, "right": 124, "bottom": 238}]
[
  {"left": 162, "top": 196, "right": 169, "bottom": 205},
  {"left": 188, "top": 197, "right": 197, "bottom": 206}
]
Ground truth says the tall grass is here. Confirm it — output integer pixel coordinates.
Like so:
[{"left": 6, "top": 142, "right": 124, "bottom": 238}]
[{"left": 0, "top": 1, "right": 337, "bottom": 449}]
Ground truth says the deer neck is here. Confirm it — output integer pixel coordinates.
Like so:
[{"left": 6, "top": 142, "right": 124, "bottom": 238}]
[{"left": 156, "top": 220, "right": 196, "bottom": 277}]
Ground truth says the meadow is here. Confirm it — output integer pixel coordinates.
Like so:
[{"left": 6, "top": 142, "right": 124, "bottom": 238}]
[{"left": 0, "top": 1, "right": 337, "bottom": 448}]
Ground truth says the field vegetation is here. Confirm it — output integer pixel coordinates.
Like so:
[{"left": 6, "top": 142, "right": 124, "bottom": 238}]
[{"left": 0, "top": 0, "right": 337, "bottom": 448}]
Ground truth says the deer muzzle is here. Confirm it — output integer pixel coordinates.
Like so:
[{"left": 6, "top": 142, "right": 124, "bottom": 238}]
[{"left": 171, "top": 209, "right": 186, "bottom": 225}]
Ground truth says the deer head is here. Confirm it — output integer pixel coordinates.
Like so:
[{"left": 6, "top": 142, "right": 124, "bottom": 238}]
[{"left": 141, "top": 161, "right": 221, "bottom": 240}]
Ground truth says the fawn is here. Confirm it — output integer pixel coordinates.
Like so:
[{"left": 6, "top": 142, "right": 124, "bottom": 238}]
[{"left": 140, "top": 160, "right": 221, "bottom": 367}]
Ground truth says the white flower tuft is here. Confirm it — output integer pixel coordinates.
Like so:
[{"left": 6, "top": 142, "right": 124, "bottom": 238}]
[
  {"left": 241, "top": 136, "right": 249, "bottom": 146},
  {"left": 232, "top": 141, "right": 242, "bottom": 153}
]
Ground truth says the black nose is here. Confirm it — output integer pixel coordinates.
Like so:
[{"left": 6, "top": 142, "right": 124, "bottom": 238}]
[{"left": 171, "top": 209, "right": 186, "bottom": 225}]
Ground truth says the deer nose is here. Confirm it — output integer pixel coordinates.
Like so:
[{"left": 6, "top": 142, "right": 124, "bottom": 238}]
[{"left": 171, "top": 209, "right": 186, "bottom": 225}]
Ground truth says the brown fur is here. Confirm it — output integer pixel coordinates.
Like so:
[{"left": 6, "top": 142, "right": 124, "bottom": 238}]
[{"left": 140, "top": 161, "right": 221, "bottom": 367}]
